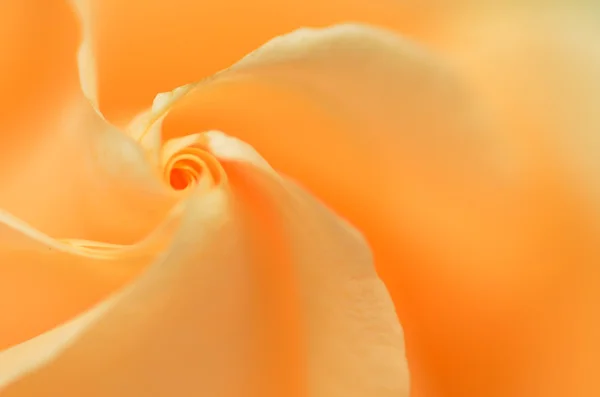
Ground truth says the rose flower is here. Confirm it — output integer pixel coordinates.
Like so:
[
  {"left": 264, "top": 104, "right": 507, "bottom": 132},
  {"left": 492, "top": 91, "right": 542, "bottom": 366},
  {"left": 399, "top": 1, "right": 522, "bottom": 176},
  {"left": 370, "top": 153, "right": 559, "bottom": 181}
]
[{"left": 0, "top": 1, "right": 599, "bottom": 397}]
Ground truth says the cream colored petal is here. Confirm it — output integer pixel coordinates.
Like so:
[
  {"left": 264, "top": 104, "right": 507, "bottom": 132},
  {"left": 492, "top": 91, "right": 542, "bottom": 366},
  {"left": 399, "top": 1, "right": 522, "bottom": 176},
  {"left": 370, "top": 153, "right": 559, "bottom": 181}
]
[
  {"left": 169, "top": 23, "right": 506, "bottom": 171},
  {"left": 0, "top": 133, "right": 409, "bottom": 397},
  {"left": 125, "top": 84, "right": 198, "bottom": 165},
  {"left": 160, "top": 24, "right": 512, "bottom": 246},
  {"left": 69, "top": 0, "right": 98, "bottom": 108}
]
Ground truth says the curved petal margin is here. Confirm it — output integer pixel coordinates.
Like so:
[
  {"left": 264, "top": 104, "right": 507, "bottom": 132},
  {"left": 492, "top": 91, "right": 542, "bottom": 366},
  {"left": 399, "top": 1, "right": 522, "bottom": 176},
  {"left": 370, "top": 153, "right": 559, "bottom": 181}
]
[{"left": 0, "top": 132, "right": 409, "bottom": 397}]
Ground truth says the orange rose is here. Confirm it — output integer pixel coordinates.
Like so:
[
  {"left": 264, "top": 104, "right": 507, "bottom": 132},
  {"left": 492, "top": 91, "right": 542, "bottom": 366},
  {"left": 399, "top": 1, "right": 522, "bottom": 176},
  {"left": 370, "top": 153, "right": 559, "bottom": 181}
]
[
  {"left": 1, "top": 1, "right": 599, "bottom": 397},
  {"left": 0, "top": 1, "right": 411, "bottom": 396}
]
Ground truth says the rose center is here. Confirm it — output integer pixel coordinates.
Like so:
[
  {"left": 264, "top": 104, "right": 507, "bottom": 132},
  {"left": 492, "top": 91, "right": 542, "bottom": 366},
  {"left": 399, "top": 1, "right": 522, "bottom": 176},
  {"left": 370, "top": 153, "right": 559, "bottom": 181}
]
[{"left": 161, "top": 135, "right": 224, "bottom": 191}]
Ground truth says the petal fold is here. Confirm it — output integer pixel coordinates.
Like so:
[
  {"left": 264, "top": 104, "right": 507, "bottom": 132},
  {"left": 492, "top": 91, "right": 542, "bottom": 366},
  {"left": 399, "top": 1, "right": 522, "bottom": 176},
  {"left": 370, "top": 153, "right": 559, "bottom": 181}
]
[
  {"left": 87, "top": 0, "right": 464, "bottom": 122},
  {"left": 0, "top": 133, "right": 409, "bottom": 397},
  {"left": 0, "top": 0, "right": 176, "bottom": 348},
  {"left": 149, "top": 20, "right": 600, "bottom": 395},
  {"left": 158, "top": 20, "right": 511, "bottom": 349}
]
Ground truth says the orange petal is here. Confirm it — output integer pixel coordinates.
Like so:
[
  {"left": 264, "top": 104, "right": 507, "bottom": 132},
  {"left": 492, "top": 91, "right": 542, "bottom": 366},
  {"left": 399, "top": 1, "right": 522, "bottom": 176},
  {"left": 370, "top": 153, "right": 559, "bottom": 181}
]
[
  {"left": 0, "top": 193, "right": 188, "bottom": 348},
  {"left": 0, "top": 0, "right": 78, "bottom": 132},
  {"left": 155, "top": 24, "right": 509, "bottom": 393},
  {"left": 0, "top": 0, "right": 175, "bottom": 241},
  {"left": 0, "top": 133, "right": 409, "bottom": 397},
  {"left": 438, "top": 6, "right": 600, "bottom": 208},
  {"left": 429, "top": 7, "right": 600, "bottom": 396},
  {"left": 87, "top": 0, "right": 479, "bottom": 123},
  {"left": 0, "top": 0, "right": 176, "bottom": 348},
  {"left": 152, "top": 21, "right": 599, "bottom": 395}
]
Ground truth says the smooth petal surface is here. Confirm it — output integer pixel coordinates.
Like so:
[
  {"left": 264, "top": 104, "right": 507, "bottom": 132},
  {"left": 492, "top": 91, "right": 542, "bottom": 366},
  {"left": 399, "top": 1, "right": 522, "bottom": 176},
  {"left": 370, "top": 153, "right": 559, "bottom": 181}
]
[
  {"left": 3, "top": 2, "right": 598, "bottom": 397},
  {"left": 154, "top": 24, "right": 511, "bottom": 395},
  {"left": 440, "top": 6, "right": 600, "bottom": 209},
  {"left": 0, "top": 134, "right": 409, "bottom": 397},
  {"left": 433, "top": 8, "right": 600, "bottom": 396},
  {"left": 87, "top": 0, "right": 475, "bottom": 122},
  {"left": 0, "top": 0, "right": 176, "bottom": 348},
  {"left": 148, "top": 20, "right": 598, "bottom": 396}
]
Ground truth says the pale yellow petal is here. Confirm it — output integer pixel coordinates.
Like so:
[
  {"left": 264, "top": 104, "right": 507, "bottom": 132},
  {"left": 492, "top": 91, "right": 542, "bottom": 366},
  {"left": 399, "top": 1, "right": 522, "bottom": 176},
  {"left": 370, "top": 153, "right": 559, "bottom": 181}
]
[
  {"left": 69, "top": 0, "right": 98, "bottom": 107},
  {"left": 0, "top": 133, "right": 409, "bottom": 397}
]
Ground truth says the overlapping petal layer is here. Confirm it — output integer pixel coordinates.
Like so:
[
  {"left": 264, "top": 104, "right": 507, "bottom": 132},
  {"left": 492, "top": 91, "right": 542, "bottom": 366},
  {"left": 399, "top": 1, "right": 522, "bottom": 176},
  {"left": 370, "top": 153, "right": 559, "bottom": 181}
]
[
  {"left": 1, "top": 0, "right": 599, "bottom": 396},
  {"left": 87, "top": 0, "right": 474, "bottom": 122},
  {"left": 133, "top": 10, "right": 599, "bottom": 397},
  {"left": 0, "top": 0, "right": 177, "bottom": 349},
  {"left": 1, "top": 1, "right": 409, "bottom": 395},
  {"left": 0, "top": 133, "right": 409, "bottom": 397},
  {"left": 153, "top": 24, "right": 514, "bottom": 395}
]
